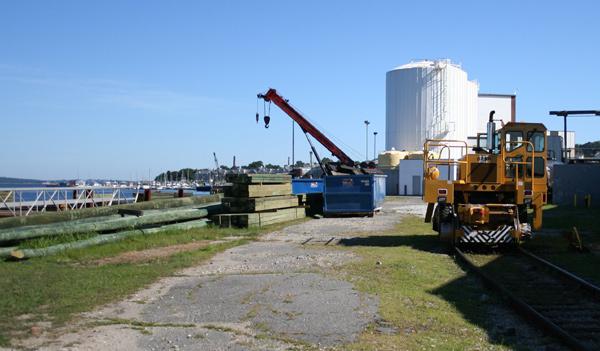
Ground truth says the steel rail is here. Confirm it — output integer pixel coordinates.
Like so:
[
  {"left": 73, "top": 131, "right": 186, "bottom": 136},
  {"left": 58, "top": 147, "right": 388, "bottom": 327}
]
[
  {"left": 454, "top": 247, "right": 592, "bottom": 351},
  {"left": 518, "top": 247, "right": 600, "bottom": 299}
]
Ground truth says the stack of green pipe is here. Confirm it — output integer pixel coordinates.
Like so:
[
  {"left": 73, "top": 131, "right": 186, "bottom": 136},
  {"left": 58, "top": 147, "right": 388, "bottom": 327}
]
[
  {"left": 9, "top": 219, "right": 209, "bottom": 259},
  {"left": 0, "top": 194, "right": 221, "bottom": 230},
  {"left": 0, "top": 208, "right": 209, "bottom": 243}
]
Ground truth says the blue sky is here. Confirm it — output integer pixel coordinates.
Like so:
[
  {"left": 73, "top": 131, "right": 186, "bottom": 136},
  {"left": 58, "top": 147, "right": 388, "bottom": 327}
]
[{"left": 1, "top": 1, "right": 598, "bottom": 180}]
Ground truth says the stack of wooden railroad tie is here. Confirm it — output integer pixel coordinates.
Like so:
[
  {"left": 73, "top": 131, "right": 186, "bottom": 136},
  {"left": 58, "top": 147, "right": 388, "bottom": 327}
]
[{"left": 213, "top": 174, "right": 305, "bottom": 228}]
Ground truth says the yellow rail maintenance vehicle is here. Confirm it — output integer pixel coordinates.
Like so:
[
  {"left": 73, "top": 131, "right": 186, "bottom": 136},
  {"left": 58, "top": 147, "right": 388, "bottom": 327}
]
[{"left": 423, "top": 111, "right": 548, "bottom": 245}]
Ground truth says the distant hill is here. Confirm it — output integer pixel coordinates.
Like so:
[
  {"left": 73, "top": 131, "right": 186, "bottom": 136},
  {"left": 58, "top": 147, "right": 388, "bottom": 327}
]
[{"left": 0, "top": 177, "right": 45, "bottom": 185}]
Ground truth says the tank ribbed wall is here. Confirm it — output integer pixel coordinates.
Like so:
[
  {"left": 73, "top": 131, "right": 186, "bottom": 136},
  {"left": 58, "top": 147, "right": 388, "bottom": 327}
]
[{"left": 386, "top": 60, "right": 478, "bottom": 159}]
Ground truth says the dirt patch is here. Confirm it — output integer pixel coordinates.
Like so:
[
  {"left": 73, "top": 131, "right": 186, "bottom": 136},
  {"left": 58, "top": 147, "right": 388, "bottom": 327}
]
[
  {"left": 92, "top": 241, "right": 218, "bottom": 266},
  {"left": 185, "top": 241, "right": 356, "bottom": 276},
  {"left": 14, "top": 198, "right": 417, "bottom": 350},
  {"left": 140, "top": 272, "right": 378, "bottom": 347}
]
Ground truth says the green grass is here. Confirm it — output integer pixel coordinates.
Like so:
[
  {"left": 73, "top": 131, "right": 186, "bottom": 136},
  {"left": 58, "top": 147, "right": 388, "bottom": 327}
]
[
  {"left": 0, "top": 219, "right": 306, "bottom": 346},
  {"left": 332, "top": 216, "right": 518, "bottom": 351},
  {"left": 540, "top": 204, "right": 600, "bottom": 233},
  {"left": 523, "top": 204, "right": 600, "bottom": 285},
  {"left": 321, "top": 203, "right": 600, "bottom": 350},
  {"left": 16, "top": 232, "right": 98, "bottom": 249}
]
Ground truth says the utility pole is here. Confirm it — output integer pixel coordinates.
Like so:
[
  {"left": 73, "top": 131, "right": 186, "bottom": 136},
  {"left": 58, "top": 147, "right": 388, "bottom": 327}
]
[
  {"left": 373, "top": 131, "right": 378, "bottom": 159},
  {"left": 364, "top": 120, "right": 370, "bottom": 161}
]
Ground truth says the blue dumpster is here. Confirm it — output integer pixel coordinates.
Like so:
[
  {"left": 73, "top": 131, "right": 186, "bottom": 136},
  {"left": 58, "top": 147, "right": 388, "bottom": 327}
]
[
  {"left": 323, "top": 174, "right": 386, "bottom": 215},
  {"left": 292, "top": 179, "right": 324, "bottom": 194}
]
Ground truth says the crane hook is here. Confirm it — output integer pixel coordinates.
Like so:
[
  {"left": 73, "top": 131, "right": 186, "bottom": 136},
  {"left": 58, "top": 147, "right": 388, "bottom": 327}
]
[
  {"left": 264, "top": 115, "right": 270, "bottom": 128},
  {"left": 256, "top": 112, "right": 259, "bottom": 123}
]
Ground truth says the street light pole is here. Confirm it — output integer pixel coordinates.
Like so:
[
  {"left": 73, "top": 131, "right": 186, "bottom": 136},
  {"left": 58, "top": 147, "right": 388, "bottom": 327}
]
[
  {"left": 373, "top": 131, "right": 378, "bottom": 159},
  {"left": 364, "top": 120, "right": 370, "bottom": 161}
]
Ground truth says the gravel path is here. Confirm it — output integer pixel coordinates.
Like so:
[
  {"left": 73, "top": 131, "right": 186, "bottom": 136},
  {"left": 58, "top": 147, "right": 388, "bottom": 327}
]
[{"left": 23, "top": 197, "right": 421, "bottom": 351}]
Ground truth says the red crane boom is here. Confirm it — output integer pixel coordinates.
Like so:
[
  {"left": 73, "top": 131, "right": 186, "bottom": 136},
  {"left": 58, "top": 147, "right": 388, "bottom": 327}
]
[{"left": 257, "top": 88, "right": 355, "bottom": 167}]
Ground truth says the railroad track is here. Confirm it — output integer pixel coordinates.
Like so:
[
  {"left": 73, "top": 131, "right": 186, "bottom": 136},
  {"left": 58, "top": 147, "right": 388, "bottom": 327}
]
[{"left": 455, "top": 247, "right": 600, "bottom": 351}]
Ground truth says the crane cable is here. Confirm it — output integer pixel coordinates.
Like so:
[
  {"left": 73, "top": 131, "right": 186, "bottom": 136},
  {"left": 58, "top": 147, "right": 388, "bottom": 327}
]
[
  {"left": 257, "top": 94, "right": 363, "bottom": 161},
  {"left": 290, "top": 103, "right": 364, "bottom": 161},
  {"left": 256, "top": 97, "right": 260, "bottom": 123}
]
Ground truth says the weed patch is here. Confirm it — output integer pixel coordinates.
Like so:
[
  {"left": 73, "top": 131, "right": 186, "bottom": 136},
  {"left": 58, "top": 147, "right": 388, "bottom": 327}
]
[
  {"left": 335, "top": 216, "right": 519, "bottom": 350},
  {"left": 0, "top": 219, "right": 306, "bottom": 346}
]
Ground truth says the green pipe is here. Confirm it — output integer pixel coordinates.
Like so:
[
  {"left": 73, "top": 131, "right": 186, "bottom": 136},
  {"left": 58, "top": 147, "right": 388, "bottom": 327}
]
[{"left": 10, "top": 219, "right": 209, "bottom": 259}]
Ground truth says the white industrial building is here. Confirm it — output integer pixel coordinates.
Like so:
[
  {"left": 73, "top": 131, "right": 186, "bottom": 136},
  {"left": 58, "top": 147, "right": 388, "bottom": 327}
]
[
  {"left": 547, "top": 130, "right": 576, "bottom": 160},
  {"left": 477, "top": 94, "right": 515, "bottom": 130},
  {"left": 383, "top": 59, "right": 519, "bottom": 195}
]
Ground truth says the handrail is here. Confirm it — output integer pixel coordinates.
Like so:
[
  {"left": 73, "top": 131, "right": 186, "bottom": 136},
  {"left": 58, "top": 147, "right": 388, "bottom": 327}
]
[
  {"left": 501, "top": 140, "right": 536, "bottom": 194},
  {"left": 422, "top": 137, "right": 542, "bottom": 202},
  {"left": 0, "top": 187, "right": 140, "bottom": 217},
  {"left": 423, "top": 139, "right": 469, "bottom": 182},
  {"left": 424, "top": 139, "right": 468, "bottom": 156}
]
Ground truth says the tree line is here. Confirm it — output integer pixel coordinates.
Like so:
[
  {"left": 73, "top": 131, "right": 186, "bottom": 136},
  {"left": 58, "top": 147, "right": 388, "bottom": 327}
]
[
  {"left": 575, "top": 140, "right": 600, "bottom": 158},
  {"left": 154, "top": 159, "right": 331, "bottom": 181}
]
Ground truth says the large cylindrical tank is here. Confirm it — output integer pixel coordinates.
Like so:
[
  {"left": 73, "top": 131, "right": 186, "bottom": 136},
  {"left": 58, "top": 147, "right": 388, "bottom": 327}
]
[
  {"left": 378, "top": 149, "right": 403, "bottom": 169},
  {"left": 386, "top": 60, "right": 478, "bottom": 159}
]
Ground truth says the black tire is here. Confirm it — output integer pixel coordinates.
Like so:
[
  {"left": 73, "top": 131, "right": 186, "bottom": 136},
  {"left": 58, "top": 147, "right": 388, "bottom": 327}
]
[
  {"left": 437, "top": 204, "right": 455, "bottom": 244},
  {"left": 432, "top": 205, "right": 440, "bottom": 232},
  {"left": 439, "top": 204, "right": 454, "bottom": 223},
  {"left": 518, "top": 205, "right": 528, "bottom": 224}
]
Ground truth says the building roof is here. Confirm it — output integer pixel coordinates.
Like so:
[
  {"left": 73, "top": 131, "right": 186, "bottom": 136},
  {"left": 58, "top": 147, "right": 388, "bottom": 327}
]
[
  {"left": 391, "top": 59, "right": 461, "bottom": 71},
  {"left": 478, "top": 93, "right": 516, "bottom": 98}
]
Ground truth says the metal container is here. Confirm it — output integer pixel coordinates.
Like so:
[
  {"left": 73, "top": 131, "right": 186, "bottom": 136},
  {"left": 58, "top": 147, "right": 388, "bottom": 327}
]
[
  {"left": 292, "top": 179, "right": 324, "bottom": 194},
  {"left": 323, "top": 174, "right": 386, "bottom": 215}
]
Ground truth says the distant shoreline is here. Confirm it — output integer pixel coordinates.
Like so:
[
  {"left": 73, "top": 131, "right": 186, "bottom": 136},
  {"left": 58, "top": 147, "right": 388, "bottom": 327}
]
[{"left": 0, "top": 177, "right": 45, "bottom": 186}]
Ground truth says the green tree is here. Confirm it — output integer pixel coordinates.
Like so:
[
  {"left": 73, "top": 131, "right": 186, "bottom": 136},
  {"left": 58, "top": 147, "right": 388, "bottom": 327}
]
[
  {"left": 576, "top": 141, "right": 600, "bottom": 157},
  {"left": 246, "top": 161, "right": 264, "bottom": 169},
  {"left": 265, "top": 163, "right": 281, "bottom": 169},
  {"left": 179, "top": 168, "right": 195, "bottom": 180}
]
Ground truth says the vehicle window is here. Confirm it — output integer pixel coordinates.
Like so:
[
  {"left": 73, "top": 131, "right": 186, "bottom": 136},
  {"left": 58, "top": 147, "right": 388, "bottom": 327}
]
[
  {"left": 526, "top": 157, "right": 545, "bottom": 178},
  {"left": 476, "top": 133, "right": 487, "bottom": 149},
  {"left": 527, "top": 131, "right": 545, "bottom": 152},
  {"left": 505, "top": 131, "right": 523, "bottom": 151},
  {"left": 505, "top": 156, "right": 523, "bottom": 178}
]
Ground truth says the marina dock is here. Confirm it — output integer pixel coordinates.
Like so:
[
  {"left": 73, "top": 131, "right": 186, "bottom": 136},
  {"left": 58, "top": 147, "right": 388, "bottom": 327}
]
[{"left": 0, "top": 187, "right": 139, "bottom": 217}]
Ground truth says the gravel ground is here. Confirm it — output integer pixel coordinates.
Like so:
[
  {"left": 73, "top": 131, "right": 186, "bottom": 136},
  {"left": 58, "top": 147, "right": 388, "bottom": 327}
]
[
  {"left": 22, "top": 197, "right": 418, "bottom": 351},
  {"left": 12, "top": 197, "right": 566, "bottom": 350},
  {"left": 140, "top": 273, "right": 377, "bottom": 347}
]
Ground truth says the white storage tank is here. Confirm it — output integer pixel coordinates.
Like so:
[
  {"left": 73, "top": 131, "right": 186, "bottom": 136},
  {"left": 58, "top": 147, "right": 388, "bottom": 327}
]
[
  {"left": 386, "top": 60, "right": 478, "bottom": 159},
  {"left": 378, "top": 149, "right": 403, "bottom": 169}
]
